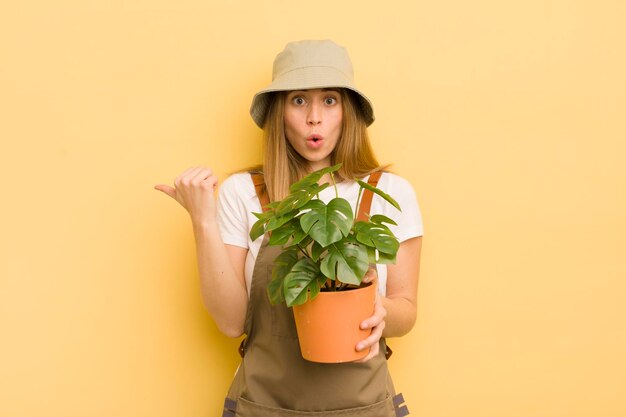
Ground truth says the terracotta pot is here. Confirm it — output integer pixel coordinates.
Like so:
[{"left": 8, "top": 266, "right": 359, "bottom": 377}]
[{"left": 292, "top": 282, "right": 376, "bottom": 363}]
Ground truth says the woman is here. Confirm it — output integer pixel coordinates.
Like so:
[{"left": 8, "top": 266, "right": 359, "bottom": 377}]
[{"left": 156, "top": 40, "right": 423, "bottom": 416}]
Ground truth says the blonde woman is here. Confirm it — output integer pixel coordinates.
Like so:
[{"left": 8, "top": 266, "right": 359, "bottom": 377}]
[{"left": 156, "top": 40, "right": 423, "bottom": 416}]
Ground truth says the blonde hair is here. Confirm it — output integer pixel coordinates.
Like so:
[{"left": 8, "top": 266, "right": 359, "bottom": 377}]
[{"left": 255, "top": 89, "right": 384, "bottom": 202}]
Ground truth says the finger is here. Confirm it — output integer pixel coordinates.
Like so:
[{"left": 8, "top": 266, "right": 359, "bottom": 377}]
[
  {"left": 202, "top": 174, "right": 219, "bottom": 192},
  {"left": 363, "top": 269, "right": 376, "bottom": 284},
  {"left": 356, "top": 320, "right": 385, "bottom": 352},
  {"left": 193, "top": 170, "right": 219, "bottom": 195},
  {"left": 174, "top": 166, "right": 198, "bottom": 185},
  {"left": 360, "top": 296, "right": 386, "bottom": 330},
  {"left": 362, "top": 267, "right": 378, "bottom": 284},
  {"left": 189, "top": 168, "right": 215, "bottom": 190},
  {"left": 355, "top": 338, "right": 380, "bottom": 363},
  {"left": 360, "top": 315, "right": 383, "bottom": 330},
  {"left": 190, "top": 167, "right": 213, "bottom": 184},
  {"left": 176, "top": 166, "right": 204, "bottom": 187},
  {"left": 154, "top": 184, "right": 177, "bottom": 199}
]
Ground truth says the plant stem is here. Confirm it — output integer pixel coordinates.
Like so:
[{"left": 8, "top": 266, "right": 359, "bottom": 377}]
[
  {"left": 353, "top": 186, "right": 364, "bottom": 226},
  {"left": 330, "top": 171, "right": 339, "bottom": 199},
  {"left": 296, "top": 243, "right": 311, "bottom": 259}
]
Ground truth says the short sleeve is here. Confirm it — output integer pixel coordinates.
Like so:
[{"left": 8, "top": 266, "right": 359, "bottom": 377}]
[
  {"left": 379, "top": 174, "right": 424, "bottom": 243},
  {"left": 216, "top": 173, "right": 255, "bottom": 249}
]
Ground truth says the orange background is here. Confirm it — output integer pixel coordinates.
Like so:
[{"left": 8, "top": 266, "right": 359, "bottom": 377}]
[{"left": 1, "top": 1, "right": 625, "bottom": 416}]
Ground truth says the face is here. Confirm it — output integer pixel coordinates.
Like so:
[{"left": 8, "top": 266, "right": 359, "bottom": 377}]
[{"left": 283, "top": 88, "right": 343, "bottom": 171}]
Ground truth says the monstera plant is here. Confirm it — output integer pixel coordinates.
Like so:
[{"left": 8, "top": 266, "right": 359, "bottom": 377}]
[{"left": 250, "top": 164, "right": 402, "bottom": 308}]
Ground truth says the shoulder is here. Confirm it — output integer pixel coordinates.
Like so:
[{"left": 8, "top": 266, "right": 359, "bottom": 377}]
[
  {"left": 377, "top": 172, "right": 424, "bottom": 239},
  {"left": 378, "top": 172, "right": 416, "bottom": 194},
  {"left": 218, "top": 171, "right": 263, "bottom": 214},
  {"left": 219, "top": 172, "right": 256, "bottom": 196},
  {"left": 376, "top": 172, "right": 421, "bottom": 218}
]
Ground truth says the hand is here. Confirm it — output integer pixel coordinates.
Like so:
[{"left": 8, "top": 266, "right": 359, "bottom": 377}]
[
  {"left": 355, "top": 267, "right": 386, "bottom": 362},
  {"left": 154, "top": 167, "right": 219, "bottom": 226},
  {"left": 361, "top": 266, "right": 377, "bottom": 285}
]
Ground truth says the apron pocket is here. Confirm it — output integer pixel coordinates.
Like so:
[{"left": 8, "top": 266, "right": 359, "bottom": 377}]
[{"left": 234, "top": 395, "right": 398, "bottom": 417}]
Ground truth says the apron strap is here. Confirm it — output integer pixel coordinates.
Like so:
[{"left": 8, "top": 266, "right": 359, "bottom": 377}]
[
  {"left": 356, "top": 171, "right": 383, "bottom": 222},
  {"left": 222, "top": 397, "right": 237, "bottom": 417},
  {"left": 242, "top": 172, "right": 270, "bottom": 359},
  {"left": 385, "top": 344, "right": 393, "bottom": 360},
  {"left": 393, "top": 393, "right": 410, "bottom": 416},
  {"left": 250, "top": 172, "right": 270, "bottom": 212}
]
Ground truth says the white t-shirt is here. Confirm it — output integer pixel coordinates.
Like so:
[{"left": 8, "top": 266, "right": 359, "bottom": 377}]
[{"left": 217, "top": 172, "right": 424, "bottom": 296}]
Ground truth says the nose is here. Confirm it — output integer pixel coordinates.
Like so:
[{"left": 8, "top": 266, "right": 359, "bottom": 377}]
[{"left": 307, "top": 102, "right": 322, "bottom": 125}]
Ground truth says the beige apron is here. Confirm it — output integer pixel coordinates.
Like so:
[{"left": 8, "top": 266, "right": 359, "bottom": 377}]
[{"left": 222, "top": 172, "right": 410, "bottom": 417}]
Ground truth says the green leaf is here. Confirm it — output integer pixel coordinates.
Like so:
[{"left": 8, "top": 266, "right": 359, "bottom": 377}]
[
  {"left": 285, "top": 272, "right": 325, "bottom": 307},
  {"left": 299, "top": 198, "right": 353, "bottom": 247},
  {"left": 366, "top": 246, "right": 377, "bottom": 264},
  {"left": 283, "top": 258, "right": 323, "bottom": 307},
  {"left": 268, "top": 218, "right": 299, "bottom": 246},
  {"left": 367, "top": 246, "right": 397, "bottom": 264},
  {"left": 376, "top": 250, "right": 397, "bottom": 264},
  {"left": 252, "top": 211, "right": 265, "bottom": 220},
  {"left": 252, "top": 208, "right": 278, "bottom": 220},
  {"left": 283, "top": 235, "right": 312, "bottom": 253},
  {"left": 288, "top": 163, "right": 343, "bottom": 192},
  {"left": 267, "top": 250, "right": 299, "bottom": 305},
  {"left": 289, "top": 228, "right": 313, "bottom": 248},
  {"left": 320, "top": 242, "right": 369, "bottom": 285},
  {"left": 267, "top": 276, "right": 284, "bottom": 305},
  {"left": 269, "top": 217, "right": 313, "bottom": 247},
  {"left": 356, "top": 179, "right": 401, "bottom": 211},
  {"left": 274, "top": 182, "right": 330, "bottom": 216},
  {"left": 310, "top": 241, "right": 326, "bottom": 262},
  {"left": 370, "top": 214, "right": 397, "bottom": 226},
  {"left": 272, "top": 249, "right": 299, "bottom": 281},
  {"left": 354, "top": 221, "right": 400, "bottom": 255},
  {"left": 250, "top": 218, "right": 267, "bottom": 241},
  {"left": 266, "top": 210, "right": 298, "bottom": 232}
]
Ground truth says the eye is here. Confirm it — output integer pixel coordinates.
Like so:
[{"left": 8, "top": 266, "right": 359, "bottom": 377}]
[
  {"left": 292, "top": 96, "right": 306, "bottom": 105},
  {"left": 324, "top": 96, "right": 338, "bottom": 105}
]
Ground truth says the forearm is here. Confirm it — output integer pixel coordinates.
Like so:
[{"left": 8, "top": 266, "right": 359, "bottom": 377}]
[
  {"left": 193, "top": 222, "right": 248, "bottom": 338},
  {"left": 381, "top": 237, "right": 422, "bottom": 338},
  {"left": 381, "top": 296, "right": 417, "bottom": 338}
]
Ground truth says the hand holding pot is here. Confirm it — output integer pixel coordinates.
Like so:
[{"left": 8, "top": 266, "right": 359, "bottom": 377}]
[
  {"left": 355, "top": 267, "right": 387, "bottom": 362},
  {"left": 154, "top": 166, "right": 219, "bottom": 226}
]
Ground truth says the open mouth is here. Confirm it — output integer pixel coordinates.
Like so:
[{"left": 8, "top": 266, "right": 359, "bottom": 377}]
[{"left": 306, "top": 135, "right": 324, "bottom": 149}]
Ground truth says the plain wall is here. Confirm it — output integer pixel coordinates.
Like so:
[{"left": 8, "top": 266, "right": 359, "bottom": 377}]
[{"left": 1, "top": 1, "right": 625, "bottom": 416}]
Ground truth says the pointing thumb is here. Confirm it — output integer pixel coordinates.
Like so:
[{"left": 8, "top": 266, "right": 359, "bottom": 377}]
[{"left": 154, "top": 184, "right": 177, "bottom": 199}]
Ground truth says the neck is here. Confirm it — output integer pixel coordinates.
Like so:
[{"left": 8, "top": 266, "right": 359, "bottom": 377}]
[{"left": 307, "top": 157, "right": 331, "bottom": 173}]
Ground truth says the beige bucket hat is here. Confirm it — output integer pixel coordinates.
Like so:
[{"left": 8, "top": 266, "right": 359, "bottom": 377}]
[{"left": 249, "top": 40, "right": 375, "bottom": 128}]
